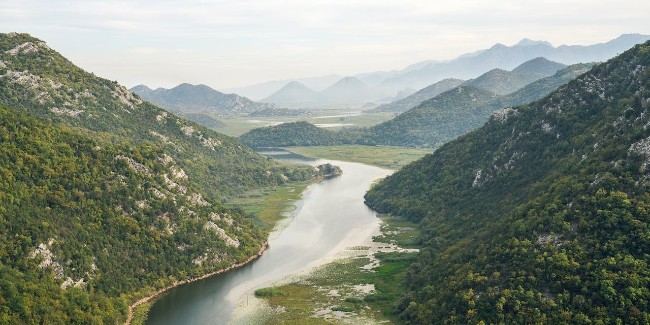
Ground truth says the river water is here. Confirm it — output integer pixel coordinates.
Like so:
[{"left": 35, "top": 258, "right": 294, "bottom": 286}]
[{"left": 145, "top": 149, "right": 391, "bottom": 325}]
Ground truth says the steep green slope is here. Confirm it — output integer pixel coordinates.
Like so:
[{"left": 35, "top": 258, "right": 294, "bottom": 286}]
[
  {"left": 359, "top": 86, "right": 498, "bottom": 147},
  {"left": 365, "top": 42, "right": 650, "bottom": 323},
  {"left": 240, "top": 121, "right": 343, "bottom": 147},
  {"left": 0, "top": 33, "right": 307, "bottom": 200},
  {"left": 0, "top": 106, "right": 269, "bottom": 323},
  {"left": 0, "top": 33, "right": 318, "bottom": 323}
]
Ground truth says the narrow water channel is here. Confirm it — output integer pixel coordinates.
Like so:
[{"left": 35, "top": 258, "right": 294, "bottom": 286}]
[{"left": 145, "top": 150, "right": 390, "bottom": 324}]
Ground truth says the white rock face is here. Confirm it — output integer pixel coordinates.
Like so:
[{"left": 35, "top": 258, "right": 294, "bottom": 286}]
[
  {"left": 537, "top": 233, "right": 563, "bottom": 246},
  {"left": 0, "top": 70, "right": 73, "bottom": 104},
  {"left": 30, "top": 239, "right": 64, "bottom": 279},
  {"left": 29, "top": 239, "right": 85, "bottom": 288},
  {"left": 200, "top": 136, "right": 221, "bottom": 149},
  {"left": 490, "top": 107, "right": 518, "bottom": 123},
  {"left": 115, "top": 155, "right": 151, "bottom": 174},
  {"left": 111, "top": 85, "right": 142, "bottom": 110},
  {"left": 50, "top": 107, "right": 84, "bottom": 117},
  {"left": 6, "top": 42, "right": 46, "bottom": 56},
  {"left": 163, "top": 174, "right": 187, "bottom": 194},
  {"left": 156, "top": 112, "right": 168, "bottom": 123},
  {"left": 472, "top": 169, "right": 491, "bottom": 187},
  {"left": 204, "top": 221, "right": 240, "bottom": 247},
  {"left": 75, "top": 89, "right": 95, "bottom": 100},
  {"left": 181, "top": 125, "right": 195, "bottom": 136},
  {"left": 0, "top": 60, "right": 6, "bottom": 68},
  {"left": 629, "top": 136, "right": 650, "bottom": 160},
  {"left": 189, "top": 193, "right": 210, "bottom": 206}
]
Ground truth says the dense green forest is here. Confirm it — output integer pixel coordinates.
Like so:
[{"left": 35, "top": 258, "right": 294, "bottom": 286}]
[
  {"left": 364, "top": 41, "right": 650, "bottom": 323},
  {"left": 240, "top": 121, "right": 343, "bottom": 147},
  {"left": 239, "top": 63, "right": 593, "bottom": 149},
  {"left": 0, "top": 106, "right": 270, "bottom": 323},
  {"left": 0, "top": 33, "right": 318, "bottom": 323}
]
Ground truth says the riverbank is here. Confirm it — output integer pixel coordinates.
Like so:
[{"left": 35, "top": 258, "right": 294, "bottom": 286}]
[
  {"left": 125, "top": 242, "right": 269, "bottom": 325},
  {"left": 140, "top": 159, "right": 393, "bottom": 324},
  {"left": 231, "top": 215, "right": 421, "bottom": 324},
  {"left": 131, "top": 159, "right": 335, "bottom": 323}
]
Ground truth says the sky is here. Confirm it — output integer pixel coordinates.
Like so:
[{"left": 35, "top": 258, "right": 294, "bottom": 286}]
[{"left": 1, "top": 0, "right": 649, "bottom": 90}]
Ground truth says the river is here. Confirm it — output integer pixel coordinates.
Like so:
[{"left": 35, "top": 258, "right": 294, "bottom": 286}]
[{"left": 145, "top": 149, "right": 391, "bottom": 324}]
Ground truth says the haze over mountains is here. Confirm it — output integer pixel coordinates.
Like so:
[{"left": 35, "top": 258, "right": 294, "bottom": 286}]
[
  {"left": 372, "top": 57, "right": 567, "bottom": 113},
  {"left": 240, "top": 62, "right": 594, "bottom": 148},
  {"left": 229, "top": 34, "right": 650, "bottom": 106},
  {"left": 262, "top": 76, "right": 384, "bottom": 107}
]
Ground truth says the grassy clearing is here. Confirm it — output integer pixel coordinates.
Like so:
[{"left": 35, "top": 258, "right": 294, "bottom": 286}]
[
  {"left": 286, "top": 145, "right": 431, "bottom": 169},
  {"left": 255, "top": 216, "right": 421, "bottom": 324},
  {"left": 229, "top": 180, "right": 312, "bottom": 229},
  {"left": 374, "top": 214, "right": 421, "bottom": 248},
  {"left": 201, "top": 110, "right": 395, "bottom": 137}
]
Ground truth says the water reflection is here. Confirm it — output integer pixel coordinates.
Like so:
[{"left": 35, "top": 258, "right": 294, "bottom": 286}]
[{"left": 146, "top": 150, "right": 389, "bottom": 325}]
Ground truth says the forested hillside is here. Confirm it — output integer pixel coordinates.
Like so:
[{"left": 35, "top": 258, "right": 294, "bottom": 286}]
[
  {"left": 0, "top": 33, "right": 317, "bottom": 323},
  {"left": 0, "top": 33, "right": 309, "bottom": 201},
  {"left": 364, "top": 41, "right": 650, "bottom": 323},
  {"left": 0, "top": 106, "right": 272, "bottom": 323},
  {"left": 359, "top": 86, "right": 497, "bottom": 147},
  {"left": 240, "top": 121, "right": 343, "bottom": 147}
]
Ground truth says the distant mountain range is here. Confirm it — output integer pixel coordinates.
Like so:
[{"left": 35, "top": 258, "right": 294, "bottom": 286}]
[
  {"left": 357, "top": 62, "right": 593, "bottom": 147},
  {"left": 228, "top": 34, "right": 650, "bottom": 106},
  {"left": 262, "top": 76, "right": 385, "bottom": 107},
  {"left": 261, "top": 81, "right": 319, "bottom": 105},
  {"left": 241, "top": 62, "right": 594, "bottom": 148},
  {"left": 370, "top": 57, "right": 566, "bottom": 113},
  {"left": 224, "top": 75, "right": 344, "bottom": 101},
  {"left": 130, "top": 83, "right": 275, "bottom": 116},
  {"left": 375, "top": 33, "right": 650, "bottom": 92}
]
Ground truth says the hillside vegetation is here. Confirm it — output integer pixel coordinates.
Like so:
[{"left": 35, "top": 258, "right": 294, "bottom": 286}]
[
  {"left": 0, "top": 106, "right": 269, "bottom": 323},
  {"left": 0, "top": 33, "right": 316, "bottom": 323},
  {"left": 364, "top": 41, "right": 650, "bottom": 323},
  {"left": 240, "top": 121, "right": 343, "bottom": 147},
  {"left": 0, "top": 33, "right": 310, "bottom": 200}
]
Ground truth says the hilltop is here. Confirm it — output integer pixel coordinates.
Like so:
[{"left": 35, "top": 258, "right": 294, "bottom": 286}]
[
  {"left": 130, "top": 83, "right": 275, "bottom": 116},
  {"left": 261, "top": 81, "right": 319, "bottom": 105}
]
